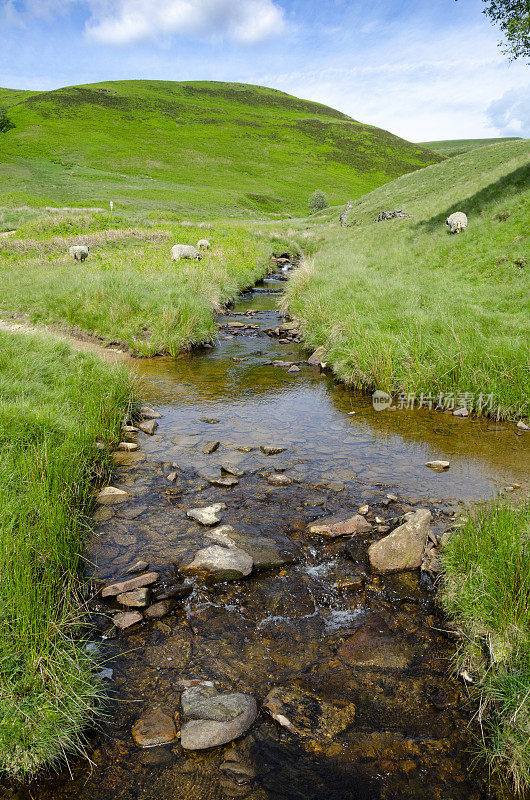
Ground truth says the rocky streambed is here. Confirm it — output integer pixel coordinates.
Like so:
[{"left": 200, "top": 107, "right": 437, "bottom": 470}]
[{"left": 11, "top": 265, "right": 529, "bottom": 800}]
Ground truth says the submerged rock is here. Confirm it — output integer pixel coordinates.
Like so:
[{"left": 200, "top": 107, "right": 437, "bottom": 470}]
[
  {"left": 132, "top": 708, "right": 177, "bottom": 748},
  {"left": 202, "top": 440, "right": 220, "bottom": 454},
  {"left": 113, "top": 611, "right": 143, "bottom": 630},
  {"left": 267, "top": 474, "right": 292, "bottom": 486},
  {"left": 182, "top": 545, "right": 253, "bottom": 582},
  {"left": 263, "top": 686, "right": 355, "bottom": 739},
  {"left": 368, "top": 508, "right": 432, "bottom": 573},
  {"left": 207, "top": 475, "right": 239, "bottom": 487},
  {"left": 205, "top": 525, "right": 298, "bottom": 571},
  {"left": 180, "top": 685, "right": 257, "bottom": 750},
  {"left": 117, "top": 588, "right": 150, "bottom": 608},
  {"left": 338, "top": 615, "right": 411, "bottom": 669},
  {"left": 307, "top": 512, "right": 371, "bottom": 538},
  {"left": 260, "top": 445, "right": 287, "bottom": 455},
  {"left": 186, "top": 503, "right": 227, "bottom": 526}
]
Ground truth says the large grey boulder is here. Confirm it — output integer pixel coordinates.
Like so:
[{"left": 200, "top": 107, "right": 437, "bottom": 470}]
[
  {"left": 180, "top": 685, "right": 257, "bottom": 750},
  {"left": 368, "top": 509, "right": 431, "bottom": 573}
]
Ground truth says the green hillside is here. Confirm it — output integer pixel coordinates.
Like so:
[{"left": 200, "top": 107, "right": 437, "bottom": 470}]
[
  {"left": 420, "top": 137, "right": 523, "bottom": 157},
  {"left": 0, "top": 87, "right": 37, "bottom": 107},
  {"left": 284, "top": 139, "right": 530, "bottom": 418},
  {"left": 0, "top": 79, "right": 441, "bottom": 216}
]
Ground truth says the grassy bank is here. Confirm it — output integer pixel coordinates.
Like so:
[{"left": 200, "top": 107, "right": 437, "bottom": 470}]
[
  {"left": 441, "top": 500, "right": 530, "bottom": 795},
  {"left": 0, "top": 216, "right": 298, "bottom": 356},
  {"left": 0, "top": 330, "right": 132, "bottom": 778},
  {"left": 419, "top": 137, "right": 522, "bottom": 157},
  {"left": 282, "top": 139, "right": 530, "bottom": 419}
]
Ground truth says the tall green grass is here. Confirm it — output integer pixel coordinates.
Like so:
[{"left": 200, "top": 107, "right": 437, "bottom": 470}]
[
  {"left": 0, "top": 221, "right": 297, "bottom": 356},
  {"left": 283, "top": 140, "right": 530, "bottom": 418},
  {"left": 0, "top": 330, "right": 132, "bottom": 778},
  {"left": 441, "top": 500, "right": 530, "bottom": 795}
]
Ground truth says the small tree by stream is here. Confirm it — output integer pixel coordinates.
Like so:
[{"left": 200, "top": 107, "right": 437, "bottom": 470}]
[{"left": 308, "top": 189, "right": 328, "bottom": 214}]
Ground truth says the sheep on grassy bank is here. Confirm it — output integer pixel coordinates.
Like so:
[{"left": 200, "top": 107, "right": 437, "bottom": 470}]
[
  {"left": 171, "top": 244, "right": 201, "bottom": 261},
  {"left": 446, "top": 212, "right": 467, "bottom": 234},
  {"left": 197, "top": 238, "right": 210, "bottom": 250},
  {"left": 69, "top": 245, "right": 89, "bottom": 261}
]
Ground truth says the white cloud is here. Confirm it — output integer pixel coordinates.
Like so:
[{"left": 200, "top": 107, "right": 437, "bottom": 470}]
[
  {"left": 487, "top": 85, "right": 530, "bottom": 136},
  {"left": 84, "top": 0, "right": 286, "bottom": 45}
]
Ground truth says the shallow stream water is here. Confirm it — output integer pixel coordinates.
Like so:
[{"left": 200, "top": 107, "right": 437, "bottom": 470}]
[{"left": 16, "top": 271, "right": 529, "bottom": 800}]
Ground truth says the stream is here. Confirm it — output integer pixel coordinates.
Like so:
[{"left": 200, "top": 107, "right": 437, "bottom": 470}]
[{"left": 20, "top": 267, "right": 529, "bottom": 800}]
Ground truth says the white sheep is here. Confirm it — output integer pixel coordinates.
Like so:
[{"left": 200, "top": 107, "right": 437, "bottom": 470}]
[
  {"left": 446, "top": 212, "right": 468, "bottom": 234},
  {"left": 197, "top": 238, "right": 211, "bottom": 250},
  {"left": 171, "top": 244, "right": 201, "bottom": 261},
  {"left": 69, "top": 245, "right": 89, "bottom": 261}
]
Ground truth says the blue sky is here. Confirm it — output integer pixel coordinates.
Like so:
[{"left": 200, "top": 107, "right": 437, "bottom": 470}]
[{"left": 1, "top": 0, "right": 528, "bottom": 141}]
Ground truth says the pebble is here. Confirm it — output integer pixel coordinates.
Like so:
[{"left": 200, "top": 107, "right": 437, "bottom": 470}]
[
  {"left": 199, "top": 417, "right": 221, "bottom": 424},
  {"left": 358, "top": 504, "right": 369, "bottom": 515},
  {"left": 517, "top": 420, "right": 529, "bottom": 431},
  {"left": 288, "top": 365, "right": 301, "bottom": 373},
  {"left": 453, "top": 407, "right": 469, "bottom": 417}
]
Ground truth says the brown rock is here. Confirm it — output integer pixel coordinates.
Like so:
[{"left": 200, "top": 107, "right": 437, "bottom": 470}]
[
  {"left": 117, "top": 588, "right": 150, "bottom": 607},
  {"left": 132, "top": 708, "right": 177, "bottom": 747},
  {"left": 368, "top": 508, "right": 431, "bottom": 573},
  {"left": 202, "top": 440, "right": 220, "bottom": 454},
  {"left": 114, "top": 611, "right": 143, "bottom": 630},
  {"left": 102, "top": 571, "right": 159, "bottom": 598},
  {"left": 117, "top": 441, "right": 138, "bottom": 452},
  {"left": 260, "top": 446, "right": 287, "bottom": 455},
  {"left": 307, "top": 512, "right": 371, "bottom": 538},
  {"left": 139, "top": 406, "right": 162, "bottom": 420},
  {"left": 138, "top": 419, "right": 158, "bottom": 435},
  {"left": 338, "top": 615, "right": 411, "bottom": 669},
  {"left": 96, "top": 486, "right": 129, "bottom": 504},
  {"left": 267, "top": 474, "right": 292, "bottom": 486},
  {"left": 145, "top": 600, "right": 174, "bottom": 619}
]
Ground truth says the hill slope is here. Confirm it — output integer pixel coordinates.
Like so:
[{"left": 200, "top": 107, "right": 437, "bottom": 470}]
[
  {"left": 420, "top": 137, "right": 523, "bottom": 157},
  {"left": 0, "top": 80, "right": 441, "bottom": 216},
  {"left": 284, "top": 139, "right": 530, "bottom": 417}
]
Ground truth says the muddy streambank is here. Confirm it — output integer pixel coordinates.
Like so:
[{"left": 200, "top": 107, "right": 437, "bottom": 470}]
[{"left": 9, "top": 266, "right": 529, "bottom": 800}]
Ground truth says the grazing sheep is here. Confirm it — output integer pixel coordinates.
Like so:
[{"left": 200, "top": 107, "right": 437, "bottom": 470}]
[
  {"left": 69, "top": 245, "right": 89, "bottom": 262},
  {"left": 171, "top": 244, "right": 201, "bottom": 262},
  {"left": 446, "top": 212, "right": 468, "bottom": 234},
  {"left": 197, "top": 238, "right": 211, "bottom": 250}
]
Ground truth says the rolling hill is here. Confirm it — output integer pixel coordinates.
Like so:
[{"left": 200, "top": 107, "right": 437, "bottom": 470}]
[
  {"left": 420, "top": 137, "right": 523, "bottom": 157},
  {"left": 0, "top": 80, "right": 441, "bottom": 216}
]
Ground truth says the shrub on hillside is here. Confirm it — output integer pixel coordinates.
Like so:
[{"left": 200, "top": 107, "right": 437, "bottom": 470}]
[
  {"left": 308, "top": 190, "right": 328, "bottom": 214},
  {"left": 0, "top": 108, "right": 14, "bottom": 134}
]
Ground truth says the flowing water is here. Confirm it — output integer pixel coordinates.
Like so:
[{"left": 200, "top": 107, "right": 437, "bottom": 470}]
[{"left": 14, "top": 270, "right": 530, "bottom": 800}]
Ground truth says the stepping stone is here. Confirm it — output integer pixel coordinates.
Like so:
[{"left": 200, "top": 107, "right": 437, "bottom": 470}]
[
  {"left": 96, "top": 486, "right": 129, "bottom": 504},
  {"left": 132, "top": 708, "right": 176, "bottom": 748},
  {"left": 220, "top": 462, "right": 245, "bottom": 477},
  {"left": 102, "top": 572, "right": 159, "bottom": 598},
  {"left": 181, "top": 545, "right": 253, "bottom": 582},
  {"left": 307, "top": 512, "right": 371, "bottom": 538},
  {"left": 117, "top": 441, "right": 138, "bottom": 451},
  {"left": 186, "top": 504, "right": 226, "bottom": 526},
  {"left": 180, "top": 685, "right": 257, "bottom": 750},
  {"left": 117, "top": 588, "right": 150, "bottom": 608},
  {"left": 260, "top": 446, "right": 287, "bottom": 455},
  {"left": 207, "top": 475, "right": 239, "bottom": 487},
  {"left": 138, "top": 419, "right": 158, "bottom": 435},
  {"left": 368, "top": 508, "right": 432, "bottom": 573}
]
